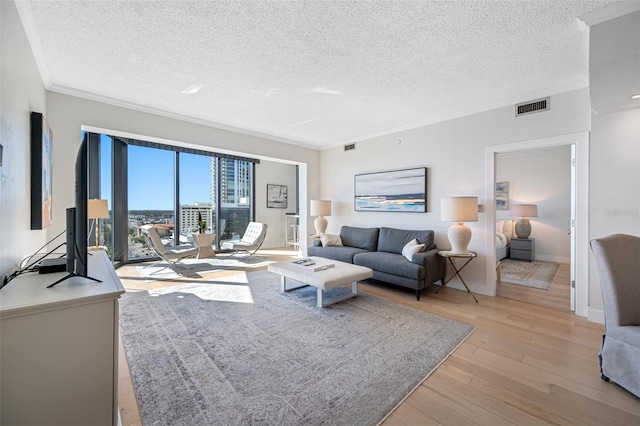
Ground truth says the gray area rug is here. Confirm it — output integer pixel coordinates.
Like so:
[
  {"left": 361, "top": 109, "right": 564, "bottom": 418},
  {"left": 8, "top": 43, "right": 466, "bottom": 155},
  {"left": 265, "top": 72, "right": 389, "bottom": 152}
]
[
  {"left": 500, "top": 259, "right": 560, "bottom": 290},
  {"left": 120, "top": 270, "right": 474, "bottom": 425}
]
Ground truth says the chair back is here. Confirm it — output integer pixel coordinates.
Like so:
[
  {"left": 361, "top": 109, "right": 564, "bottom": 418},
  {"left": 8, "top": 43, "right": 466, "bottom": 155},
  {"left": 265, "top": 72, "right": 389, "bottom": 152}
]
[
  {"left": 590, "top": 234, "right": 640, "bottom": 327},
  {"left": 141, "top": 225, "right": 167, "bottom": 255},
  {"left": 241, "top": 222, "right": 268, "bottom": 245}
]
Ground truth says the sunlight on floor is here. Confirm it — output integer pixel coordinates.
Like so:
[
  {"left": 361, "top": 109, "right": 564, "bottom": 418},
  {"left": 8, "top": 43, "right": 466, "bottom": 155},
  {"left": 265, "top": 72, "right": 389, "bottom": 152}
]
[{"left": 147, "top": 272, "right": 255, "bottom": 304}]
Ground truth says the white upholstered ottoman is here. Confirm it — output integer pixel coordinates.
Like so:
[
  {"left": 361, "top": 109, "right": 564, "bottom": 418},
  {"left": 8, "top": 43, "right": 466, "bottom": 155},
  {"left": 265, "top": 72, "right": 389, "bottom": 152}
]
[{"left": 268, "top": 257, "right": 373, "bottom": 307}]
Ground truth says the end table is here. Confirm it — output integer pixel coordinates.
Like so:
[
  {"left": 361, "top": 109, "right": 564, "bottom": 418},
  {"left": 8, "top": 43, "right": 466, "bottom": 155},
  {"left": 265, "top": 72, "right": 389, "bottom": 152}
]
[
  {"left": 193, "top": 233, "right": 216, "bottom": 259},
  {"left": 436, "top": 251, "right": 479, "bottom": 303}
]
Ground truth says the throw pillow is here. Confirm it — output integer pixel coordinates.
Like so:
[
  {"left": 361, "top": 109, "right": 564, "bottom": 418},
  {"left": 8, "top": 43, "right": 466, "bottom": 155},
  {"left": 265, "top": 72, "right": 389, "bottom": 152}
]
[
  {"left": 402, "top": 239, "right": 425, "bottom": 261},
  {"left": 320, "top": 233, "right": 343, "bottom": 247}
]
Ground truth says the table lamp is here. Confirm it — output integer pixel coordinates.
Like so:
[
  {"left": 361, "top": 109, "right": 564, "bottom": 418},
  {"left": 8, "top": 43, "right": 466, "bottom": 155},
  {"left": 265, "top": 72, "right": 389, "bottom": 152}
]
[
  {"left": 441, "top": 197, "right": 478, "bottom": 254},
  {"left": 310, "top": 200, "right": 332, "bottom": 236},
  {"left": 511, "top": 204, "right": 538, "bottom": 239},
  {"left": 88, "top": 198, "right": 109, "bottom": 250}
]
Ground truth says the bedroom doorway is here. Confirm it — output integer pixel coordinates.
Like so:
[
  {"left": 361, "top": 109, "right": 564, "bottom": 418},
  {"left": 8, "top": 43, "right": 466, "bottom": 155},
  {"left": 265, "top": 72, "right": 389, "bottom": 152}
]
[
  {"left": 494, "top": 145, "right": 572, "bottom": 312},
  {"left": 485, "top": 132, "right": 589, "bottom": 316}
]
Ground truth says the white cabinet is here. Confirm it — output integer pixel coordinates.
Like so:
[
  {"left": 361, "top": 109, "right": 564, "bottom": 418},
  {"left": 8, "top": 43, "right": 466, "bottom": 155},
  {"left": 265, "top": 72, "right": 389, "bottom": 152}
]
[
  {"left": 285, "top": 214, "right": 300, "bottom": 250},
  {"left": 0, "top": 250, "right": 125, "bottom": 425}
]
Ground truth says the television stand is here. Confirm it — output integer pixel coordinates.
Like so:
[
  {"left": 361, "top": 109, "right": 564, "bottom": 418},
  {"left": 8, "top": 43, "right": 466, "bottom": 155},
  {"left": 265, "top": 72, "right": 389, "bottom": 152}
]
[{"left": 47, "top": 272, "right": 101, "bottom": 288}]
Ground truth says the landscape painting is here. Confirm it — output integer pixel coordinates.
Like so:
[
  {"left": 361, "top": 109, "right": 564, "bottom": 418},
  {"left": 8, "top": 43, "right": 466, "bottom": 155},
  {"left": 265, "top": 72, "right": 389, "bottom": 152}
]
[{"left": 355, "top": 167, "right": 427, "bottom": 212}]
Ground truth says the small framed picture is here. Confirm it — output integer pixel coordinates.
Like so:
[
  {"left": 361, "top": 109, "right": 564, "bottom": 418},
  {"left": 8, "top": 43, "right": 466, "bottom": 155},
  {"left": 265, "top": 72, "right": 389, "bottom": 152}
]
[
  {"left": 495, "top": 181, "right": 509, "bottom": 210},
  {"left": 267, "top": 184, "right": 288, "bottom": 208}
]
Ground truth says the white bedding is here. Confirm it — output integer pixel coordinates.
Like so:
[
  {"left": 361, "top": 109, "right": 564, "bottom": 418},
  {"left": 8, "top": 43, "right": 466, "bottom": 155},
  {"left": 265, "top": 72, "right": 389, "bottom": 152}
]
[{"left": 496, "top": 231, "right": 508, "bottom": 249}]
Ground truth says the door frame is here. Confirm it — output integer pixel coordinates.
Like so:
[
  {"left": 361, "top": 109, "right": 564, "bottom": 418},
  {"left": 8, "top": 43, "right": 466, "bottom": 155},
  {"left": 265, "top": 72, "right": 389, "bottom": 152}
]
[{"left": 485, "top": 132, "right": 589, "bottom": 318}]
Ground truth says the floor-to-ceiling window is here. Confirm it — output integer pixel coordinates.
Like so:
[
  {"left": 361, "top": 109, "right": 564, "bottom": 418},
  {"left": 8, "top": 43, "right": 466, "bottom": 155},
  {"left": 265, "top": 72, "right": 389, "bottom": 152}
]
[
  {"left": 127, "top": 145, "right": 176, "bottom": 260},
  {"left": 86, "top": 132, "right": 257, "bottom": 264}
]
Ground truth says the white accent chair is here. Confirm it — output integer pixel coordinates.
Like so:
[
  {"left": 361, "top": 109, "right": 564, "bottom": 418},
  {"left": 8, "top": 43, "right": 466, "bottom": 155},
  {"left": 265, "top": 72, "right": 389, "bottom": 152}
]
[
  {"left": 140, "top": 225, "right": 198, "bottom": 272},
  {"left": 590, "top": 233, "right": 640, "bottom": 398},
  {"left": 220, "top": 222, "right": 268, "bottom": 259}
]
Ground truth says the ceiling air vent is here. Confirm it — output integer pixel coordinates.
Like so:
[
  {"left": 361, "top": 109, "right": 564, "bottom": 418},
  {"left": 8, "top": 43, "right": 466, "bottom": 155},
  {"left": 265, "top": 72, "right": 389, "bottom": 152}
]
[
  {"left": 515, "top": 97, "right": 550, "bottom": 117},
  {"left": 344, "top": 143, "right": 356, "bottom": 151}
]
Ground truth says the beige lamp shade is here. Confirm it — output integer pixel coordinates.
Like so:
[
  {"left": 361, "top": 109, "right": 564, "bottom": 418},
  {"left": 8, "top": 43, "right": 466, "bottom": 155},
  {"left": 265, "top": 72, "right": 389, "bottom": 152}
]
[
  {"left": 310, "top": 200, "right": 332, "bottom": 217},
  {"left": 88, "top": 199, "right": 109, "bottom": 219},
  {"left": 441, "top": 197, "right": 478, "bottom": 223},
  {"left": 441, "top": 197, "right": 478, "bottom": 254},
  {"left": 511, "top": 204, "right": 538, "bottom": 218}
]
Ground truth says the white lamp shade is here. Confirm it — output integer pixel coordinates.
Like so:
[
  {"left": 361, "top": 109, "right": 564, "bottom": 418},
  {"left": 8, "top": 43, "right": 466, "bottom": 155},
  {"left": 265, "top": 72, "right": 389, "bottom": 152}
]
[
  {"left": 511, "top": 204, "right": 538, "bottom": 218},
  {"left": 88, "top": 199, "right": 109, "bottom": 219},
  {"left": 310, "top": 200, "right": 332, "bottom": 217},
  {"left": 441, "top": 197, "right": 478, "bottom": 223}
]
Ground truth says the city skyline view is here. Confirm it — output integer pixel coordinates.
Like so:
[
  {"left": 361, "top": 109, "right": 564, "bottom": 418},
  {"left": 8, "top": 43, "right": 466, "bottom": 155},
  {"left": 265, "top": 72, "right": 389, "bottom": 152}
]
[{"left": 99, "top": 134, "right": 212, "bottom": 211}]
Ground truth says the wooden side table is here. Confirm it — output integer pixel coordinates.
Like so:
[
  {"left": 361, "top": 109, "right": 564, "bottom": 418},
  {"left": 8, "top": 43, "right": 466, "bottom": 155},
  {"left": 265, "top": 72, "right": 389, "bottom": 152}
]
[
  {"left": 436, "top": 251, "right": 479, "bottom": 303},
  {"left": 193, "top": 233, "right": 216, "bottom": 259}
]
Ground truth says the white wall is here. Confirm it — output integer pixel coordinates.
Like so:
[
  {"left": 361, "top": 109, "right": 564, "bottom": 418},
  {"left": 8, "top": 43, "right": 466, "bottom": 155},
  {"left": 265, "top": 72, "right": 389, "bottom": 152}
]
[
  {"left": 319, "top": 88, "right": 591, "bottom": 300},
  {"left": 0, "top": 0, "right": 49, "bottom": 278},
  {"left": 496, "top": 146, "right": 571, "bottom": 263},
  {"left": 589, "top": 107, "right": 640, "bottom": 317},
  {"left": 255, "top": 161, "right": 298, "bottom": 249}
]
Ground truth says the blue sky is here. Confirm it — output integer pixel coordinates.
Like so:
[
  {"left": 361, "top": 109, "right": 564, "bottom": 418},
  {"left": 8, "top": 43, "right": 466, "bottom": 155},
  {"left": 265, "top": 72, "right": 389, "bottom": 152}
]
[{"left": 99, "top": 134, "right": 211, "bottom": 210}]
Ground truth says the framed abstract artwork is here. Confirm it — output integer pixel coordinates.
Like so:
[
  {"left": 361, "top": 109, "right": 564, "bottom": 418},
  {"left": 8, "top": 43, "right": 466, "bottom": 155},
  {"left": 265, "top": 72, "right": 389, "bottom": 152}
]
[
  {"left": 30, "top": 112, "right": 54, "bottom": 229},
  {"left": 495, "top": 181, "right": 509, "bottom": 210},
  {"left": 354, "top": 167, "right": 427, "bottom": 212},
  {"left": 267, "top": 184, "right": 288, "bottom": 208}
]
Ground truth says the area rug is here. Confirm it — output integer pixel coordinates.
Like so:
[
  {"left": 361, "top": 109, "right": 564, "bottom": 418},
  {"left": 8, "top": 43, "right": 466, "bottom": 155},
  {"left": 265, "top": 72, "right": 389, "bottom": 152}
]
[
  {"left": 135, "top": 256, "right": 271, "bottom": 282},
  {"left": 500, "top": 259, "right": 560, "bottom": 290},
  {"left": 119, "top": 270, "right": 474, "bottom": 425}
]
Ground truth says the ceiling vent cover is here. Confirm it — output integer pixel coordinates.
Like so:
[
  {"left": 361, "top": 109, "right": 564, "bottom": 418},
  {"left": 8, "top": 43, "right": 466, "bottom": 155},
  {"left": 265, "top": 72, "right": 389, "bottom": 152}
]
[
  {"left": 515, "top": 97, "right": 550, "bottom": 117},
  {"left": 344, "top": 143, "right": 356, "bottom": 151}
]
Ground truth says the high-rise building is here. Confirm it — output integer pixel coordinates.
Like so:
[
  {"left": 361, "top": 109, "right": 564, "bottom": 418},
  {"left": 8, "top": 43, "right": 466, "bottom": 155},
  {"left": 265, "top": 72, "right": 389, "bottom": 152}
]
[
  {"left": 210, "top": 158, "right": 252, "bottom": 207},
  {"left": 180, "top": 202, "right": 212, "bottom": 233}
]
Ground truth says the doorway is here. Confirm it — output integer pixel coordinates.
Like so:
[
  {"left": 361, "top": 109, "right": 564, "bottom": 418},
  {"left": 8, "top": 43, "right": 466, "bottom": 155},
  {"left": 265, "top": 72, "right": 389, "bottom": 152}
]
[
  {"left": 495, "top": 146, "right": 572, "bottom": 311},
  {"left": 485, "top": 132, "right": 589, "bottom": 317}
]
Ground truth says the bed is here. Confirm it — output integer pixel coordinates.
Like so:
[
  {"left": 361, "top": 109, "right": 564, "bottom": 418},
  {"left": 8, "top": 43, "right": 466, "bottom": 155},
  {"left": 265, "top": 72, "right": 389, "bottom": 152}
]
[{"left": 496, "top": 219, "right": 514, "bottom": 260}]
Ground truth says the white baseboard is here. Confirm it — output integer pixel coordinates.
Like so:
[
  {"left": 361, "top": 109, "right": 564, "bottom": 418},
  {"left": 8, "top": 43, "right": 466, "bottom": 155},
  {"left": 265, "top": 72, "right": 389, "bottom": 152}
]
[
  {"left": 535, "top": 254, "right": 570, "bottom": 263},
  {"left": 588, "top": 307, "right": 605, "bottom": 324}
]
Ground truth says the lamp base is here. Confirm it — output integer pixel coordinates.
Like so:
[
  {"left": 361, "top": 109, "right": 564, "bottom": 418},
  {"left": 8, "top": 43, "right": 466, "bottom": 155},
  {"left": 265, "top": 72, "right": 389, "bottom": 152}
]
[
  {"left": 448, "top": 222, "right": 472, "bottom": 254},
  {"left": 515, "top": 218, "right": 532, "bottom": 239},
  {"left": 314, "top": 216, "right": 328, "bottom": 236}
]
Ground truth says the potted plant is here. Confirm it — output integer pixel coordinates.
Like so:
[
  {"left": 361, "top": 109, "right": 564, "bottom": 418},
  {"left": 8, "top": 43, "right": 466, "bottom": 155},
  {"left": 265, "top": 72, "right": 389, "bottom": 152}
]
[{"left": 198, "top": 211, "right": 207, "bottom": 234}]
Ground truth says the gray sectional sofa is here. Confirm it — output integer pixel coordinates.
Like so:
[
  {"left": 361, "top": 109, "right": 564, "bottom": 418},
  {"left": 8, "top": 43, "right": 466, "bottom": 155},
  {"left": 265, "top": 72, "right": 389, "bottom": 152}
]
[{"left": 307, "top": 226, "right": 446, "bottom": 300}]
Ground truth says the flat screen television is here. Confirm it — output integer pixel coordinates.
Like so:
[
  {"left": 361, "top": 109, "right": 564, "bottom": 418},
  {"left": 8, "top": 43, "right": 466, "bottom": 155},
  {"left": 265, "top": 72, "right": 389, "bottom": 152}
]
[{"left": 48, "top": 134, "right": 100, "bottom": 288}]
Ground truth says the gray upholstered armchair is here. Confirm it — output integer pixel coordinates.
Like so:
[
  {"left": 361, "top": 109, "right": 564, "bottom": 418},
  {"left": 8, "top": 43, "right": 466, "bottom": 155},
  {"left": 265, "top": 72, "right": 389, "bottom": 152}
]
[{"left": 589, "top": 234, "right": 640, "bottom": 398}]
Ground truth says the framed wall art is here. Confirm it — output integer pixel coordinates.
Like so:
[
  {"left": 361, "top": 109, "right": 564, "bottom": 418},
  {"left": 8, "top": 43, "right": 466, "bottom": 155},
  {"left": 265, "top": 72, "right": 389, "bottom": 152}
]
[
  {"left": 354, "top": 167, "right": 427, "bottom": 212},
  {"left": 495, "top": 181, "right": 509, "bottom": 210},
  {"left": 30, "top": 112, "right": 54, "bottom": 229},
  {"left": 267, "top": 184, "right": 288, "bottom": 208}
]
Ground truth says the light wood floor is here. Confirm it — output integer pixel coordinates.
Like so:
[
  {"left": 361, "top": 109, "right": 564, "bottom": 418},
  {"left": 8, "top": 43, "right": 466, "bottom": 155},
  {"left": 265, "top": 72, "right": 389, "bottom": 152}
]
[
  {"left": 116, "top": 251, "right": 639, "bottom": 426},
  {"left": 497, "top": 262, "right": 572, "bottom": 312}
]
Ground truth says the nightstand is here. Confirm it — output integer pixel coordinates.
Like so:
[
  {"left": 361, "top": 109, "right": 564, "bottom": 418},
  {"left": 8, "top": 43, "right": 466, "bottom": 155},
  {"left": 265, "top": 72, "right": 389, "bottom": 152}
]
[{"left": 511, "top": 238, "right": 534, "bottom": 262}]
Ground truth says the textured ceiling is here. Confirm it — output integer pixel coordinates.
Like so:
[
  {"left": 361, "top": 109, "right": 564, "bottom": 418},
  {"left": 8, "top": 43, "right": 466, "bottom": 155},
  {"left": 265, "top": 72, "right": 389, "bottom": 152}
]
[{"left": 17, "top": 0, "right": 625, "bottom": 149}]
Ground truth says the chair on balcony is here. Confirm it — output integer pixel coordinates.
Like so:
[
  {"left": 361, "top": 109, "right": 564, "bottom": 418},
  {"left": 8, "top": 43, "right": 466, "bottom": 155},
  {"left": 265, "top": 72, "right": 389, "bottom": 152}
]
[
  {"left": 140, "top": 225, "right": 198, "bottom": 273},
  {"left": 220, "top": 222, "right": 268, "bottom": 259},
  {"left": 589, "top": 233, "right": 640, "bottom": 398}
]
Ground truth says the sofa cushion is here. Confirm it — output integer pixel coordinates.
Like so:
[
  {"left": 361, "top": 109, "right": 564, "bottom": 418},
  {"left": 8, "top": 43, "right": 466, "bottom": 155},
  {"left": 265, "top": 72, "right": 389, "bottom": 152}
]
[
  {"left": 340, "top": 226, "right": 379, "bottom": 252},
  {"left": 377, "top": 227, "right": 435, "bottom": 254},
  {"left": 307, "top": 245, "right": 370, "bottom": 264},
  {"left": 354, "top": 252, "right": 424, "bottom": 281}
]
